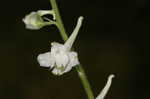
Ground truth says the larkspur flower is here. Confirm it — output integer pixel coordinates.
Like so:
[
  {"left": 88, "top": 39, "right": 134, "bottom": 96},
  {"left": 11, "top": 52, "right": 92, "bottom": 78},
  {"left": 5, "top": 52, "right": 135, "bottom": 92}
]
[
  {"left": 96, "top": 74, "right": 115, "bottom": 99},
  {"left": 23, "top": 10, "right": 56, "bottom": 30},
  {"left": 37, "top": 16, "right": 84, "bottom": 75}
]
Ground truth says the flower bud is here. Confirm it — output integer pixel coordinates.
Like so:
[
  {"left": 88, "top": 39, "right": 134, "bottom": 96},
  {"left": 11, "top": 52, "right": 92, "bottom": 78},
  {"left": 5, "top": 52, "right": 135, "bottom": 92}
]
[{"left": 23, "top": 10, "right": 55, "bottom": 30}]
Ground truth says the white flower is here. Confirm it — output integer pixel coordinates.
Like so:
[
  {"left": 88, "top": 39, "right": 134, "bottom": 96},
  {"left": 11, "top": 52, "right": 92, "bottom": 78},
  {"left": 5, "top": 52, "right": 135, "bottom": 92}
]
[
  {"left": 37, "top": 16, "right": 84, "bottom": 75},
  {"left": 23, "top": 10, "right": 55, "bottom": 30},
  {"left": 96, "top": 74, "right": 115, "bottom": 99}
]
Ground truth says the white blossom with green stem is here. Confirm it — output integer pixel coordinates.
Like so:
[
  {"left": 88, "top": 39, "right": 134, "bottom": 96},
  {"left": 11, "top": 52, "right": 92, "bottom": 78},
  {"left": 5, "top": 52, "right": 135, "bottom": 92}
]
[{"left": 37, "top": 17, "right": 83, "bottom": 75}]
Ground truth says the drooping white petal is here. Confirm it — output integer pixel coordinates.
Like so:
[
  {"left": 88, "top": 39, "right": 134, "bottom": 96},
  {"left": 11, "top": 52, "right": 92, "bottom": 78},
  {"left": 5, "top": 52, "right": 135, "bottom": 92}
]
[
  {"left": 96, "top": 74, "right": 115, "bottom": 99},
  {"left": 64, "top": 16, "right": 84, "bottom": 50},
  {"left": 37, "top": 52, "right": 55, "bottom": 68}
]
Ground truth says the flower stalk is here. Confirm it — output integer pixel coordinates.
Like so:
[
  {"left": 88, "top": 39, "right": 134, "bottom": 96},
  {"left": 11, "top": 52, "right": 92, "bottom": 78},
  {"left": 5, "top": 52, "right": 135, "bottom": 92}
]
[
  {"left": 49, "top": 0, "right": 68, "bottom": 41},
  {"left": 49, "top": 0, "right": 95, "bottom": 99}
]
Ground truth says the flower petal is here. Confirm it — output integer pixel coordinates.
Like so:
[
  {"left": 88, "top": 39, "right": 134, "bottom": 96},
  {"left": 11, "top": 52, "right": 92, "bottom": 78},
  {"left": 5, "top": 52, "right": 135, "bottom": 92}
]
[
  {"left": 55, "top": 52, "right": 69, "bottom": 67},
  {"left": 37, "top": 52, "right": 55, "bottom": 68},
  {"left": 51, "top": 42, "right": 67, "bottom": 52},
  {"left": 51, "top": 42, "right": 69, "bottom": 67},
  {"left": 62, "top": 63, "right": 72, "bottom": 74},
  {"left": 51, "top": 68, "right": 63, "bottom": 75},
  {"left": 68, "top": 52, "right": 80, "bottom": 67}
]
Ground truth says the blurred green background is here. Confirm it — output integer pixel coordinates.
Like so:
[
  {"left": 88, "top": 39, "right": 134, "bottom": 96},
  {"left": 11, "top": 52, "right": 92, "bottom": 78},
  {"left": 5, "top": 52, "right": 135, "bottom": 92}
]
[{"left": 0, "top": 0, "right": 150, "bottom": 99}]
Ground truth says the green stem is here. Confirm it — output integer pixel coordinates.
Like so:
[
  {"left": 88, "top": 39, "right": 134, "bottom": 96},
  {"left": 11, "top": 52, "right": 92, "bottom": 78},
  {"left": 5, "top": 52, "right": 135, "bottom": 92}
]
[
  {"left": 75, "top": 65, "right": 95, "bottom": 99},
  {"left": 49, "top": 0, "right": 68, "bottom": 41},
  {"left": 49, "top": 0, "right": 95, "bottom": 99}
]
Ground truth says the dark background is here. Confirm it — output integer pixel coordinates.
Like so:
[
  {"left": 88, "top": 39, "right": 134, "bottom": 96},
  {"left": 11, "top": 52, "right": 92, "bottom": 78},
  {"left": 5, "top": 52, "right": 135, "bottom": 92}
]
[{"left": 0, "top": 0, "right": 150, "bottom": 99}]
